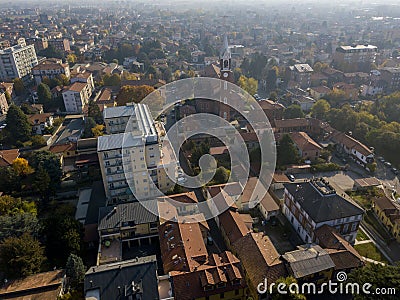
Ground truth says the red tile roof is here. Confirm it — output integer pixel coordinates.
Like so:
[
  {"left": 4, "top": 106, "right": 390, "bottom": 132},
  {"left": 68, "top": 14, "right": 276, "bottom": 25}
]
[{"left": 0, "top": 149, "right": 19, "bottom": 167}]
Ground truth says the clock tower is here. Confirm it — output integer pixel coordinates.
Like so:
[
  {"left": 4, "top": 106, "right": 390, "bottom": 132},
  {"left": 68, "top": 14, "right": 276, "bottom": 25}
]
[
  {"left": 219, "top": 34, "right": 234, "bottom": 120},
  {"left": 219, "top": 34, "right": 234, "bottom": 83}
]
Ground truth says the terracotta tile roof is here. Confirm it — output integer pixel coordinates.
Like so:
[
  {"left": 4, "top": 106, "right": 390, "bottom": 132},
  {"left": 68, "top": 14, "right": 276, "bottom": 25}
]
[
  {"left": 260, "top": 191, "right": 280, "bottom": 212},
  {"left": 272, "top": 172, "right": 291, "bottom": 183},
  {"left": 207, "top": 182, "right": 242, "bottom": 198},
  {"left": 49, "top": 142, "right": 77, "bottom": 154},
  {"left": 98, "top": 88, "right": 112, "bottom": 102},
  {"left": 28, "top": 113, "right": 52, "bottom": 125},
  {"left": 209, "top": 146, "right": 228, "bottom": 156},
  {"left": 0, "top": 270, "right": 65, "bottom": 299},
  {"left": 233, "top": 232, "right": 286, "bottom": 286},
  {"left": 310, "top": 86, "right": 331, "bottom": 94},
  {"left": 290, "top": 131, "right": 322, "bottom": 152},
  {"left": 331, "top": 131, "right": 372, "bottom": 157},
  {"left": 64, "top": 82, "right": 87, "bottom": 93},
  {"left": 219, "top": 208, "right": 251, "bottom": 245},
  {"left": 259, "top": 99, "right": 285, "bottom": 110},
  {"left": 159, "top": 221, "right": 207, "bottom": 273},
  {"left": 170, "top": 251, "right": 246, "bottom": 300},
  {"left": 315, "top": 225, "right": 364, "bottom": 270},
  {"left": 0, "top": 149, "right": 19, "bottom": 167},
  {"left": 32, "top": 62, "right": 67, "bottom": 70},
  {"left": 274, "top": 118, "right": 309, "bottom": 129}
]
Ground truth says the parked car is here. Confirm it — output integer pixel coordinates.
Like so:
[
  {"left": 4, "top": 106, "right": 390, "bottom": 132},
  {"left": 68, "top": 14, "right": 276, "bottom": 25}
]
[
  {"left": 377, "top": 156, "right": 385, "bottom": 163},
  {"left": 391, "top": 168, "right": 399, "bottom": 175},
  {"left": 384, "top": 161, "right": 392, "bottom": 168},
  {"left": 207, "top": 236, "right": 213, "bottom": 245},
  {"left": 288, "top": 174, "right": 295, "bottom": 182}
]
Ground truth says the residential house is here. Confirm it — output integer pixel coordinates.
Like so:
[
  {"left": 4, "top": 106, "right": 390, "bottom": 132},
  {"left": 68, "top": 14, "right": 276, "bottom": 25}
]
[
  {"left": 258, "top": 190, "right": 280, "bottom": 221},
  {"left": 0, "top": 89, "right": 8, "bottom": 115},
  {"left": 258, "top": 99, "right": 284, "bottom": 126},
  {"left": 28, "top": 113, "right": 53, "bottom": 135},
  {"left": 315, "top": 225, "right": 365, "bottom": 277},
  {"left": 282, "top": 245, "right": 335, "bottom": 284},
  {"left": 159, "top": 221, "right": 247, "bottom": 300},
  {"left": 47, "top": 38, "right": 70, "bottom": 53},
  {"left": 283, "top": 178, "right": 364, "bottom": 244},
  {"left": 32, "top": 59, "right": 70, "bottom": 85},
  {"left": 287, "top": 64, "right": 314, "bottom": 89},
  {"left": 62, "top": 82, "right": 92, "bottom": 113},
  {"left": 0, "top": 270, "right": 65, "bottom": 300},
  {"left": 332, "top": 82, "right": 359, "bottom": 101},
  {"left": 372, "top": 196, "right": 400, "bottom": 242},
  {"left": 232, "top": 232, "right": 287, "bottom": 299},
  {"left": 84, "top": 256, "right": 159, "bottom": 300},
  {"left": 331, "top": 131, "right": 374, "bottom": 168},
  {"left": 290, "top": 131, "right": 322, "bottom": 161},
  {"left": 71, "top": 71, "right": 95, "bottom": 94},
  {"left": 309, "top": 86, "right": 331, "bottom": 100},
  {"left": 97, "top": 201, "right": 159, "bottom": 265},
  {"left": 0, "top": 149, "right": 19, "bottom": 167}
]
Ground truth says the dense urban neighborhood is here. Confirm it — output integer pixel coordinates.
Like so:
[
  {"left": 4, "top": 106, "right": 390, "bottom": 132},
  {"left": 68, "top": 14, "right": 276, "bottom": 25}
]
[{"left": 0, "top": 1, "right": 400, "bottom": 299}]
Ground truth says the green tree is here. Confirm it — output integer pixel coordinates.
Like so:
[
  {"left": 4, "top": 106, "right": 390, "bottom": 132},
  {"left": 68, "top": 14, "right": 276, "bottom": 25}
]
[
  {"left": 0, "top": 195, "right": 37, "bottom": 216},
  {"left": 33, "top": 164, "right": 51, "bottom": 197},
  {"left": 13, "top": 78, "right": 25, "bottom": 96},
  {"left": 0, "top": 213, "right": 40, "bottom": 241},
  {"left": 31, "top": 135, "right": 46, "bottom": 148},
  {"left": 37, "top": 82, "right": 52, "bottom": 104},
  {"left": 212, "top": 167, "right": 230, "bottom": 184},
  {"left": 277, "top": 134, "right": 300, "bottom": 166},
  {"left": 284, "top": 104, "right": 305, "bottom": 119},
  {"left": 29, "top": 151, "right": 62, "bottom": 190},
  {"left": 348, "top": 263, "right": 400, "bottom": 300},
  {"left": 116, "top": 85, "right": 155, "bottom": 106},
  {"left": 88, "top": 100, "right": 103, "bottom": 124},
  {"left": 269, "top": 276, "right": 306, "bottom": 300},
  {"left": 103, "top": 73, "right": 121, "bottom": 86},
  {"left": 0, "top": 166, "right": 20, "bottom": 193},
  {"left": 311, "top": 99, "right": 331, "bottom": 120},
  {"left": 42, "top": 211, "right": 84, "bottom": 265},
  {"left": 83, "top": 117, "right": 97, "bottom": 138},
  {"left": 0, "top": 233, "right": 45, "bottom": 279},
  {"left": 66, "top": 254, "right": 85, "bottom": 289},
  {"left": 5, "top": 104, "right": 31, "bottom": 143},
  {"left": 4, "top": 91, "right": 11, "bottom": 105}
]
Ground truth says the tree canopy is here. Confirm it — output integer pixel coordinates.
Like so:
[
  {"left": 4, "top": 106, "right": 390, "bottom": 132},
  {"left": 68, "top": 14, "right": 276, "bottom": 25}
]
[
  {"left": 116, "top": 85, "right": 155, "bottom": 106},
  {"left": 277, "top": 134, "right": 300, "bottom": 166},
  {"left": 284, "top": 104, "right": 305, "bottom": 119},
  {"left": 66, "top": 254, "right": 85, "bottom": 289},
  {"left": 311, "top": 99, "right": 331, "bottom": 120},
  {"left": 0, "top": 233, "right": 45, "bottom": 279},
  {"left": 5, "top": 104, "right": 32, "bottom": 143},
  {"left": 238, "top": 75, "right": 258, "bottom": 96}
]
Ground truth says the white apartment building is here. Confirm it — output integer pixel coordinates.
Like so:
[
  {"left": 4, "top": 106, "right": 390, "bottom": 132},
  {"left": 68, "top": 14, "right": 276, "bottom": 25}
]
[
  {"left": 62, "top": 82, "right": 92, "bottom": 113},
  {"left": 103, "top": 104, "right": 137, "bottom": 134},
  {"left": 32, "top": 59, "right": 70, "bottom": 85},
  {"left": 70, "top": 71, "right": 94, "bottom": 95},
  {"left": 0, "top": 43, "right": 38, "bottom": 82},
  {"left": 98, "top": 104, "right": 177, "bottom": 204}
]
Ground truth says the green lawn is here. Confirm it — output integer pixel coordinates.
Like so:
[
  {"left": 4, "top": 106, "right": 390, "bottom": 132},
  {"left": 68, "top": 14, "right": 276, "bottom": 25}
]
[
  {"left": 354, "top": 242, "right": 389, "bottom": 264},
  {"left": 356, "top": 229, "right": 369, "bottom": 241}
]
